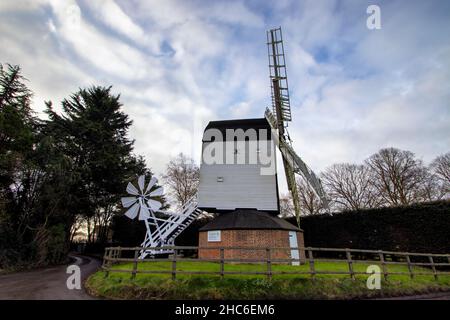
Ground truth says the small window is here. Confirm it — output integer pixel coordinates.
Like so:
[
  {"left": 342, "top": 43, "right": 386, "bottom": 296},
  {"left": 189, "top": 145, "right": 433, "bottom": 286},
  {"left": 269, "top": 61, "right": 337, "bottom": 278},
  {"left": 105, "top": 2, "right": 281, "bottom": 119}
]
[
  {"left": 207, "top": 230, "right": 221, "bottom": 242},
  {"left": 217, "top": 176, "right": 224, "bottom": 182}
]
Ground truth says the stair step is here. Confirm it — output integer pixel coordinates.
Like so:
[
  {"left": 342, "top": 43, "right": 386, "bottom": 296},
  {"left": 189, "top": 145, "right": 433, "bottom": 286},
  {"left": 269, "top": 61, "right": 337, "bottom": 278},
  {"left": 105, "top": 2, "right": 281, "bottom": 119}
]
[{"left": 141, "top": 200, "right": 200, "bottom": 254}]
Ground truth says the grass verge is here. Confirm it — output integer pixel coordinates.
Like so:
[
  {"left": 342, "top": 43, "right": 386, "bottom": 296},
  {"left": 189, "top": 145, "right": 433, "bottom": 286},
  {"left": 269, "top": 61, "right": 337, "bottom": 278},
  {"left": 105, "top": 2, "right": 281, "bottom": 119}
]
[{"left": 86, "top": 260, "right": 450, "bottom": 299}]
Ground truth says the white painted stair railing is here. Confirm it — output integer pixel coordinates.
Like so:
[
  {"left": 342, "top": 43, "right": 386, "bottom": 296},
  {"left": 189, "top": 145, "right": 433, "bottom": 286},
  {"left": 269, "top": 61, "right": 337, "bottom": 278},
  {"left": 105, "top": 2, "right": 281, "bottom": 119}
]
[{"left": 139, "top": 195, "right": 202, "bottom": 258}]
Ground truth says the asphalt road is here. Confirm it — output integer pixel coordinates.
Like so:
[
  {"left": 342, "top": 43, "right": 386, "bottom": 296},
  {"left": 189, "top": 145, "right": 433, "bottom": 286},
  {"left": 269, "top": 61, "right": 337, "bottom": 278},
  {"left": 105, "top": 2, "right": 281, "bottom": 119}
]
[{"left": 0, "top": 254, "right": 101, "bottom": 300}]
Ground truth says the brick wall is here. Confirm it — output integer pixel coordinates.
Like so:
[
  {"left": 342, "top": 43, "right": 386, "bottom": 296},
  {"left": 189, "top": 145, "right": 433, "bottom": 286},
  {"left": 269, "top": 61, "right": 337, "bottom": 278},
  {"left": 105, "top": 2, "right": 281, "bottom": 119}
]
[{"left": 198, "top": 229, "right": 305, "bottom": 263}]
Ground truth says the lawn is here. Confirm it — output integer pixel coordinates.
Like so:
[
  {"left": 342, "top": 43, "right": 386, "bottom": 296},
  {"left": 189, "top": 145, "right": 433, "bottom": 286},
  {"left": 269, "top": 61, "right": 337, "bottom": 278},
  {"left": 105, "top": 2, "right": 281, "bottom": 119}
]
[{"left": 85, "top": 260, "right": 450, "bottom": 299}]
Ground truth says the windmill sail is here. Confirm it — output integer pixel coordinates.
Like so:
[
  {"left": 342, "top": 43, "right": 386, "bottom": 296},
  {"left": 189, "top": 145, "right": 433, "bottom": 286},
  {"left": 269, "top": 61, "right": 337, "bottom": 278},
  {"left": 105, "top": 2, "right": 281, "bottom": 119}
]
[
  {"left": 267, "top": 28, "right": 329, "bottom": 218},
  {"left": 121, "top": 175, "right": 202, "bottom": 258}
]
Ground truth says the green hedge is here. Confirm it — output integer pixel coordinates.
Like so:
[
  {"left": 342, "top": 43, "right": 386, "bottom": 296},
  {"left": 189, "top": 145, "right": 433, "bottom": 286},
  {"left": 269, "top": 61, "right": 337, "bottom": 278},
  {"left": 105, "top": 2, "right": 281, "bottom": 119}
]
[{"left": 288, "top": 200, "right": 450, "bottom": 253}]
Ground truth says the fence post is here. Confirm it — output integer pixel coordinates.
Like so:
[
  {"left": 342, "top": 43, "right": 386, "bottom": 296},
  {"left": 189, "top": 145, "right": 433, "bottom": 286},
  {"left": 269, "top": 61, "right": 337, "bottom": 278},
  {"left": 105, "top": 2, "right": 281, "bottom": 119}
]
[
  {"left": 104, "top": 248, "right": 112, "bottom": 278},
  {"left": 172, "top": 249, "right": 177, "bottom": 280},
  {"left": 220, "top": 248, "right": 225, "bottom": 279},
  {"left": 378, "top": 250, "right": 388, "bottom": 281},
  {"left": 102, "top": 247, "right": 108, "bottom": 268},
  {"left": 428, "top": 256, "right": 438, "bottom": 281},
  {"left": 405, "top": 255, "right": 414, "bottom": 279},
  {"left": 307, "top": 248, "right": 315, "bottom": 280},
  {"left": 131, "top": 248, "right": 139, "bottom": 280},
  {"left": 346, "top": 249, "right": 355, "bottom": 280},
  {"left": 266, "top": 248, "right": 272, "bottom": 280}
]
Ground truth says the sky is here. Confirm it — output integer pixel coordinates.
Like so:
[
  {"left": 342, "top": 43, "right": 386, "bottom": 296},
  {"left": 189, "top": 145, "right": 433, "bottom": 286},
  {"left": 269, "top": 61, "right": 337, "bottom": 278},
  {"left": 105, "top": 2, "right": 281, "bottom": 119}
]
[{"left": 1, "top": 0, "right": 449, "bottom": 194}]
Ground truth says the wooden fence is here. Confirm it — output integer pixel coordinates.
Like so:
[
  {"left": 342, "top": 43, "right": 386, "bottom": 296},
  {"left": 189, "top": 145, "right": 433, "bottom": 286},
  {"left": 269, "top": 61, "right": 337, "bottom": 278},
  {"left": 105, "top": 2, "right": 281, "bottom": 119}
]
[{"left": 102, "top": 246, "right": 450, "bottom": 280}]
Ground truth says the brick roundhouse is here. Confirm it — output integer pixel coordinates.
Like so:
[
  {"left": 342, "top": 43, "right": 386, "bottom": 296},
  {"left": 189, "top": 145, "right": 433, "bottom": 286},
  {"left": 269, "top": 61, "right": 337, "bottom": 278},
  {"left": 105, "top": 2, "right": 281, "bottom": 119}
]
[{"left": 198, "top": 210, "right": 305, "bottom": 263}]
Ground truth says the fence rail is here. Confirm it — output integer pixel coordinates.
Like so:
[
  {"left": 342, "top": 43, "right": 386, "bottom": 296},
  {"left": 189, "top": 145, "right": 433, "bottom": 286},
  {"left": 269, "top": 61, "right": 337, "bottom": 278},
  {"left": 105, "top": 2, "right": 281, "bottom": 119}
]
[{"left": 102, "top": 246, "right": 450, "bottom": 280}]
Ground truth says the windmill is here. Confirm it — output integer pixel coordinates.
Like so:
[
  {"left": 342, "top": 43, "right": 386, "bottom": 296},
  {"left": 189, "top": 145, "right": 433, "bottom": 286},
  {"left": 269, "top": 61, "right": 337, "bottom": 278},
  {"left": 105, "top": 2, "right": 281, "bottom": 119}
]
[
  {"left": 196, "top": 27, "right": 328, "bottom": 263},
  {"left": 121, "top": 175, "right": 202, "bottom": 258},
  {"left": 120, "top": 27, "right": 327, "bottom": 262},
  {"left": 265, "top": 27, "right": 328, "bottom": 226}
]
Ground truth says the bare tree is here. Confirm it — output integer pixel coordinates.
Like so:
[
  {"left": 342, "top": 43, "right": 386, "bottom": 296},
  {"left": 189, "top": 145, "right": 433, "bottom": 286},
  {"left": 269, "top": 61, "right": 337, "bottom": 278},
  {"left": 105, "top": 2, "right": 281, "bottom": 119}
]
[
  {"left": 416, "top": 170, "right": 446, "bottom": 202},
  {"left": 70, "top": 215, "right": 85, "bottom": 243},
  {"left": 162, "top": 153, "right": 200, "bottom": 208},
  {"left": 296, "top": 177, "right": 324, "bottom": 215},
  {"left": 279, "top": 178, "right": 325, "bottom": 217},
  {"left": 279, "top": 193, "right": 294, "bottom": 218},
  {"left": 321, "top": 163, "right": 380, "bottom": 211},
  {"left": 430, "top": 152, "right": 450, "bottom": 198},
  {"left": 365, "top": 148, "right": 426, "bottom": 206}
]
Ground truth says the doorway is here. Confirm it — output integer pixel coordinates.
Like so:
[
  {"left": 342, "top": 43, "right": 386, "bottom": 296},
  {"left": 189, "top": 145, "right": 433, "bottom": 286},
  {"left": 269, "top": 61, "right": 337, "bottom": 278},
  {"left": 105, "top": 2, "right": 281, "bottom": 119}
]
[{"left": 289, "top": 231, "right": 300, "bottom": 266}]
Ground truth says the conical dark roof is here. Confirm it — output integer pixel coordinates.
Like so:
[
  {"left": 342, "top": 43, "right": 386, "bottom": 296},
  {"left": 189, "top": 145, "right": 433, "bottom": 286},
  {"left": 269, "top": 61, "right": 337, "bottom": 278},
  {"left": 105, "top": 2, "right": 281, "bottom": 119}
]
[{"left": 200, "top": 209, "right": 301, "bottom": 231}]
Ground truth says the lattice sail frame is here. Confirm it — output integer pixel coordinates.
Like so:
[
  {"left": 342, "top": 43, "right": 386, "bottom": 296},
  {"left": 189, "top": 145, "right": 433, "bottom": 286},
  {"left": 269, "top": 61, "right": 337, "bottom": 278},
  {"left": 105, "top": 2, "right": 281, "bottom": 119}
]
[
  {"left": 266, "top": 27, "right": 329, "bottom": 221},
  {"left": 267, "top": 27, "right": 292, "bottom": 124}
]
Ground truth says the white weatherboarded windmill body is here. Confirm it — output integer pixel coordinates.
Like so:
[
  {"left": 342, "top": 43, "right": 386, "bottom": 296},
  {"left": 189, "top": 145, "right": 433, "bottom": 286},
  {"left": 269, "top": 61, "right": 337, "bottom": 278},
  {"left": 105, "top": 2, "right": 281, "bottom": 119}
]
[
  {"left": 197, "top": 118, "right": 279, "bottom": 213},
  {"left": 120, "top": 27, "right": 328, "bottom": 261}
]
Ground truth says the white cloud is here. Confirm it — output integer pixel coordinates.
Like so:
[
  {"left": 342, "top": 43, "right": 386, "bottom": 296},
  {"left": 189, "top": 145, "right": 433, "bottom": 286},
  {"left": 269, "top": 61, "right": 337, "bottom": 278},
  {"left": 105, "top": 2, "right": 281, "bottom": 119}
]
[
  {"left": 200, "top": 1, "right": 264, "bottom": 27},
  {"left": 230, "top": 101, "right": 252, "bottom": 118},
  {"left": 0, "top": 0, "right": 449, "bottom": 195}
]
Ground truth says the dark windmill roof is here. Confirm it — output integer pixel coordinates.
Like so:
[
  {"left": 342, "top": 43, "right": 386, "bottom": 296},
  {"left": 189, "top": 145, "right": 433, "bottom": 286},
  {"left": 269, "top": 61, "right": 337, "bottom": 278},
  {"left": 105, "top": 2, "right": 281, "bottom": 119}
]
[
  {"left": 199, "top": 209, "right": 301, "bottom": 231},
  {"left": 203, "top": 118, "right": 272, "bottom": 141}
]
